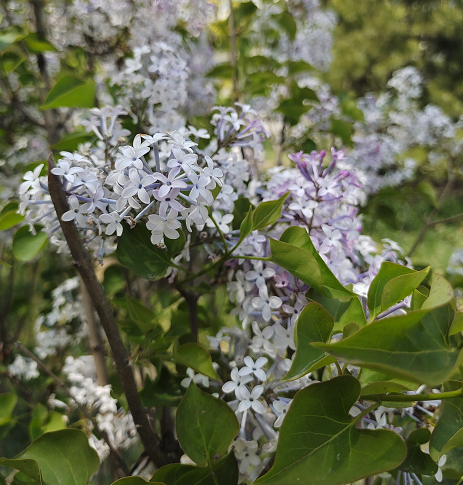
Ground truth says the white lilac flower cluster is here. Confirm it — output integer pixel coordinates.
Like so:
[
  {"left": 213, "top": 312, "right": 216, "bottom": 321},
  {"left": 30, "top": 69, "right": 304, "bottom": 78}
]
[
  {"left": 59, "top": 356, "right": 138, "bottom": 461},
  {"left": 18, "top": 104, "right": 268, "bottom": 260}
]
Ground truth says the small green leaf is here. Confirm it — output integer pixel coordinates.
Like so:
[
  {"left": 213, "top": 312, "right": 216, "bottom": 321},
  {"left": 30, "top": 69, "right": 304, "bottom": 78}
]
[
  {"left": 23, "top": 33, "right": 57, "bottom": 52},
  {"left": 367, "top": 262, "right": 427, "bottom": 319},
  {"left": 139, "top": 369, "right": 184, "bottom": 408},
  {"left": 398, "top": 428, "right": 438, "bottom": 475},
  {"left": 176, "top": 383, "right": 239, "bottom": 467},
  {"left": 0, "top": 27, "right": 24, "bottom": 52},
  {"left": 274, "top": 11, "right": 297, "bottom": 41},
  {"left": 232, "top": 197, "right": 252, "bottom": 230},
  {"left": 256, "top": 376, "right": 407, "bottom": 485},
  {"left": 206, "top": 63, "right": 234, "bottom": 79},
  {"left": 0, "top": 259, "right": 11, "bottom": 267},
  {"left": 117, "top": 223, "right": 169, "bottom": 280},
  {"left": 12, "top": 225, "right": 48, "bottom": 262},
  {"left": 417, "top": 181, "right": 438, "bottom": 208},
  {"left": 381, "top": 266, "right": 430, "bottom": 316},
  {"left": 0, "top": 429, "right": 99, "bottom": 485},
  {"left": 239, "top": 207, "right": 254, "bottom": 240},
  {"left": 126, "top": 296, "right": 158, "bottom": 333},
  {"left": 329, "top": 119, "right": 353, "bottom": 147},
  {"left": 42, "top": 76, "right": 96, "bottom": 110},
  {"left": 283, "top": 302, "right": 334, "bottom": 381},
  {"left": 0, "top": 394, "right": 17, "bottom": 426},
  {"left": 252, "top": 192, "right": 289, "bottom": 230},
  {"left": 176, "top": 343, "right": 220, "bottom": 380},
  {"left": 430, "top": 380, "right": 463, "bottom": 460},
  {"left": 52, "top": 132, "right": 93, "bottom": 152},
  {"left": 450, "top": 312, "right": 463, "bottom": 335},
  {"left": 152, "top": 452, "right": 238, "bottom": 485},
  {"left": 112, "top": 479, "right": 165, "bottom": 485},
  {"left": 0, "top": 210, "right": 24, "bottom": 230},
  {"left": 287, "top": 60, "right": 314, "bottom": 75}
]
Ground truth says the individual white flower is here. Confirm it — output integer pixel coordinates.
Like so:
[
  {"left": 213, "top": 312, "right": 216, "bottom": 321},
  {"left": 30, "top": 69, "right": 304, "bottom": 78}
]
[
  {"left": 99, "top": 212, "right": 123, "bottom": 236},
  {"left": 146, "top": 210, "right": 181, "bottom": 243},
  {"left": 245, "top": 261, "right": 275, "bottom": 288},
  {"left": 116, "top": 135, "right": 151, "bottom": 170},
  {"left": 62, "top": 196, "right": 87, "bottom": 226},
  {"left": 252, "top": 286, "right": 282, "bottom": 321},
  {"left": 120, "top": 169, "right": 156, "bottom": 204},
  {"left": 232, "top": 439, "right": 261, "bottom": 475},
  {"left": 166, "top": 130, "right": 197, "bottom": 152},
  {"left": 249, "top": 321, "right": 275, "bottom": 357},
  {"left": 237, "top": 385, "right": 265, "bottom": 414},
  {"left": 288, "top": 198, "right": 318, "bottom": 219},
  {"left": 181, "top": 368, "right": 210, "bottom": 388},
  {"left": 232, "top": 438, "right": 261, "bottom": 475},
  {"left": 273, "top": 400, "right": 291, "bottom": 427},
  {"left": 273, "top": 323, "right": 296, "bottom": 352},
  {"left": 167, "top": 147, "right": 198, "bottom": 176},
  {"left": 154, "top": 167, "right": 187, "bottom": 198},
  {"left": 282, "top": 294, "right": 307, "bottom": 324},
  {"left": 206, "top": 211, "right": 234, "bottom": 234},
  {"left": 188, "top": 172, "right": 212, "bottom": 203},
  {"left": 239, "top": 356, "right": 268, "bottom": 382},
  {"left": 188, "top": 125, "right": 210, "bottom": 139},
  {"left": 51, "top": 160, "right": 84, "bottom": 183},
  {"left": 319, "top": 224, "right": 342, "bottom": 253},
  {"left": 203, "top": 156, "right": 223, "bottom": 188},
  {"left": 222, "top": 368, "right": 253, "bottom": 398},
  {"left": 19, "top": 164, "right": 44, "bottom": 194},
  {"left": 227, "top": 270, "right": 253, "bottom": 304}
]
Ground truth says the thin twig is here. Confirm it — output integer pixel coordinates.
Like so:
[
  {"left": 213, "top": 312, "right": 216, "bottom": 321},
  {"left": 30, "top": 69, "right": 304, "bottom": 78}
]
[
  {"left": 15, "top": 341, "right": 129, "bottom": 476},
  {"left": 47, "top": 153, "right": 171, "bottom": 468}
]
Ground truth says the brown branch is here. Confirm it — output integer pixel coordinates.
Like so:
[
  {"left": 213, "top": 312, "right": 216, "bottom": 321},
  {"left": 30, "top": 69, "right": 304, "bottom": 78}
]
[
  {"left": 16, "top": 342, "right": 129, "bottom": 477},
  {"left": 176, "top": 287, "right": 199, "bottom": 339},
  {"left": 47, "top": 153, "right": 171, "bottom": 468}
]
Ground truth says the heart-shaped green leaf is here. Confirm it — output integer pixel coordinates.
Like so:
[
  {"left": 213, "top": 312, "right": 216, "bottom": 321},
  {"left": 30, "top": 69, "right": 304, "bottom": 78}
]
[
  {"left": 176, "top": 343, "right": 220, "bottom": 380},
  {"left": 126, "top": 296, "right": 159, "bottom": 334},
  {"left": 283, "top": 302, "right": 334, "bottom": 381},
  {"left": 176, "top": 383, "right": 239, "bottom": 467},
  {"left": 0, "top": 211, "right": 24, "bottom": 230},
  {"left": 256, "top": 376, "right": 406, "bottom": 485},
  {"left": 0, "top": 429, "right": 99, "bottom": 485},
  {"left": 42, "top": 76, "right": 96, "bottom": 109},
  {"left": 430, "top": 380, "right": 463, "bottom": 460},
  {"left": 152, "top": 452, "right": 238, "bottom": 485},
  {"left": 316, "top": 303, "right": 459, "bottom": 386}
]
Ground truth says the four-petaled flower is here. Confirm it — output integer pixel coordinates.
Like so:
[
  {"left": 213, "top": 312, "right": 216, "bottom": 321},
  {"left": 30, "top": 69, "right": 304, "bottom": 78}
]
[
  {"left": 237, "top": 385, "right": 265, "bottom": 414},
  {"left": 252, "top": 285, "right": 282, "bottom": 321}
]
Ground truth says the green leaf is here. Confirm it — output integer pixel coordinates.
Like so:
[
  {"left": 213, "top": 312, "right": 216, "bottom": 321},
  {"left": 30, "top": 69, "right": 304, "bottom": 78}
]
[
  {"left": 283, "top": 302, "right": 334, "bottom": 381},
  {"left": 329, "top": 119, "right": 353, "bottom": 147},
  {"left": 367, "top": 262, "right": 428, "bottom": 320},
  {"left": 0, "top": 27, "right": 24, "bottom": 52},
  {"left": 287, "top": 60, "right": 314, "bottom": 76},
  {"left": 164, "top": 229, "right": 185, "bottom": 257},
  {"left": 316, "top": 302, "right": 459, "bottom": 386},
  {"left": 307, "top": 289, "right": 366, "bottom": 331},
  {"left": 117, "top": 223, "right": 170, "bottom": 280},
  {"left": 256, "top": 376, "right": 406, "bottom": 485},
  {"left": 450, "top": 312, "right": 463, "bottom": 335},
  {"left": 0, "top": 429, "right": 100, "bottom": 485},
  {"left": 430, "top": 380, "right": 463, "bottom": 460},
  {"left": 23, "top": 33, "right": 57, "bottom": 52},
  {"left": 276, "top": 99, "right": 310, "bottom": 125},
  {"left": 398, "top": 428, "right": 438, "bottom": 475},
  {"left": 239, "top": 207, "right": 254, "bottom": 240},
  {"left": 152, "top": 452, "right": 238, "bottom": 485},
  {"left": 176, "top": 343, "right": 220, "bottom": 380},
  {"left": 0, "top": 394, "right": 17, "bottom": 426},
  {"left": 381, "top": 266, "right": 430, "bottom": 316},
  {"left": 417, "top": 181, "right": 438, "bottom": 208},
  {"left": 340, "top": 99, "right": 364, "bottom": 122},
  {"left": 252, "top": 192, "right": 289, "bottom": 230},
  {"left": 176, "top": 383, "right": 239, "bottom": 467},
  {"left": 0, "top": 210, "right": 24, "bottom": 230},
  {"left": 0, "top": 259, "right": 11, "bottom": 267},
  {"left": 126, "top": 296, "right": 158, "bottom": 333},
  {"left": 52, "top": 132, "right": 93, "bottom": 152},
  {"left": 42, "top": 76, "right": 96, "bottom": 110},
  {"left": 277, "top": 226, "right": 354, "bottom": 298},
  {"left": 139, "top": 369, "right": 184, "bottom": 408},
  {"left": 232, "top": 197, "right": 252, "bottom": 230},
  {"left": 12, "top": 225, "right": 48, "bottom": 262},
  {"left": 274, "top": 11, "right": 297, "bottom": 41},
  {"left": 358, "top": 369, "right": 419, "bottom": 397},
  {"left": 270, "top": 237, "right": 324, "bottom": 294},
  {"left": 112, "top": 479, "right": 165, "bottom": 485},
  {"left": 206, "top": 63, "right": 234, "bottom": 79}
]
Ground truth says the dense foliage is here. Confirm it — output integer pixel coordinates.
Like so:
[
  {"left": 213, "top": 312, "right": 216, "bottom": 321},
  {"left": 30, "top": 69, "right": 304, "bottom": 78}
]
[{"left": 1, "top": 1, "right": 463, "bottom": 485}]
